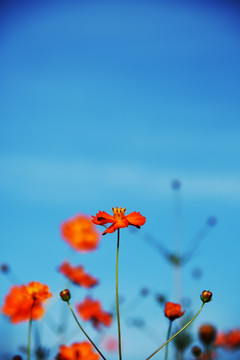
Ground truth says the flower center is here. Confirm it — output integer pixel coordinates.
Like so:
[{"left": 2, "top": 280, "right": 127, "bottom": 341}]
[
  {"left": 28, "top": 287, "right": 38, "bottom": 295},
  {"left": 112, "top": 207, "right": 126, "bottom": 220}
]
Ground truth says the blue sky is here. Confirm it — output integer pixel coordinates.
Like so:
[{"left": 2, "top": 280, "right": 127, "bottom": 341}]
[{"left": 0, "top": 1, "right": 240, "bottom": 359}]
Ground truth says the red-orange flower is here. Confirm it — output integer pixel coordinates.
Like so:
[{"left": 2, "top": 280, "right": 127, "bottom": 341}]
[
  {"left": 59, "top": 262, "right": 98, "bottom": 288},
  {"left": 227, "top": 329, "right": 240, "bottom": 349},
  {"left": 92, "top": 207, "right": 146, "bottom": 235},
  {"left": 76, "top": 297, "right": 112, "bottom": 330},
  {"left": 61, "top": 214, "right": 101, "bottom": 252},
  {"left": 56, "top": 341, "right": 100, "bottom": 360},
  {"left": 164, "top": 302, "right": 185, "bottom": 321},
  {"left": 1, "top": 281, "right": 52, "bottom": 323},
  {"left": 215, "top": 329, "right": 240, "bottom": 350},
  {"left": 215, "top": 332, "right": 227, "bottom": 348}
]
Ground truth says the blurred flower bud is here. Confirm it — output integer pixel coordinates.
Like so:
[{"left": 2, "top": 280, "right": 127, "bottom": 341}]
[
  {"left": 168, "top": 253, "right": 182, "bottom": 266},
  {"left": 35, "top": 345, "right": 50, "bottom": 359},
  {"left": 191, "top": 345, "right": 202, "bottom": 357},
  {"left": 199, "top": 324, "right": 217, "bottom": 346},
  {"left": 60, "top": 289, "right": 71, "bottom": 302},
  {"left": 140, "top": 287, "right": 149, "bottom": 296},
  {"left": 156, "top": 294, "right": 166, "bottom": 305},
  {"left": 207, "top": 216, "right": 217, "bottom": 227},
  {"left": 201, "top": 290, "right": 212, "bottom": 303},
  {"left": 171, "top": 179, "right": 181, "bottom": 190},
  {"left": 1, "top": 263, "right": 9, "bottom": 273}
]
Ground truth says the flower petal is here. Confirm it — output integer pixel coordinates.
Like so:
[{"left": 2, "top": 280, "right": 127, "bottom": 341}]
[
  {"left": 102, "top": 219, "right": 129, "bottom": 235},
  {"left": 91, "top": 211, "right": 115, "bottom": 225},
  {"left": 126, "top": 212, "right": 146, "bottom": 227}
]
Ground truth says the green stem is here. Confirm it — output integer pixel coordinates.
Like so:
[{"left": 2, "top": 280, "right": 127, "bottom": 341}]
[
  {"left": 164, "top": 320, "right": 172, "bottom": 360},
  {"left": 27, "top": 299, "right": 35, "bottom": 360},
  {"left": 145, "top": 303, "right": 205, "bottom": 360},
  {"left": 67, "top": 301, "right": 107, "bottom": 360},
  {"left": 116, "top": 228, "right": 122, "bottom": 360}
]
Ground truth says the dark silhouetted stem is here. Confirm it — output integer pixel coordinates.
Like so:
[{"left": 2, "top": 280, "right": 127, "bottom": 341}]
[
  {"left": 206, "top": 345, "right": 211, "bottom": 360},
  {"left": 116, "top": 228, "right": 122, "bottom": 360},
  {"left": 27, "top": 299, "right": 36, "bottom": 360},
  {"left": 67, "top": 301, "right": 107, "bottom": 360}
]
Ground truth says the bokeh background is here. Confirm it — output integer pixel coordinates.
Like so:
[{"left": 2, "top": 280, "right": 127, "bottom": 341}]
[{"left": 1, "top": 0, "right": 240, "bottom": 359}]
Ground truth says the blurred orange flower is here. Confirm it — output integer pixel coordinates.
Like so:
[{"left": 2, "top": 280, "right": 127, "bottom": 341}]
[
  {"left": 92, "top": 207, "right": 146, "bottom": 235},
  {"left": 215, "top": 332, "right": 227, "bottom": 347},
  {"left": 215, "top": 329, "right": 240, "bottom": 350},
  {"left": 59, "top": 261, "right": 98, "bottom": 288},
  {"left": 56, "top": 341, "right": 100, "bottom": 360},
  {"left": 164, "top": 302, "right": 185, "bottom": 321},
  {"left": 227, "top": 329, "right": 240, "bottom": 349},
  {"left": 61, "top": 215, "right": 101, "bottom": 252},
  {"left": 76, "top": 297, "right": 112, "bottom": 330},
  {"left": 1, "top": 281, "right": 52, "bottom": 323}
]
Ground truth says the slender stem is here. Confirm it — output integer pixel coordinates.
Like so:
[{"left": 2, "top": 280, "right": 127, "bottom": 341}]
[
  {"left": 116, "top": 228, "right": 122, "bottom": 360},
  {"left": 67, "top": 301, "right": 107, "bottom": 360},
  {"left": 164, "top": 320, "right": 172, "bottom": 360},
  {"left": 145, "top": 303, "right": 205, "bottom": 360},
  {"left": 27, "top": 299, "right": 36, "bottom": 360},
  {"left": 205, "top": 345, "right": 211, "bottom": 360}
]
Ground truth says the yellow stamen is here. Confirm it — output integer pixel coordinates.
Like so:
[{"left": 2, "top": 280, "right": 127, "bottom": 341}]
[
  {"left": 27, "top": 285, "right": 39, "bottom": 296},
  {"left": 112, "top": 207, "right": 126, "bottom": 220}
]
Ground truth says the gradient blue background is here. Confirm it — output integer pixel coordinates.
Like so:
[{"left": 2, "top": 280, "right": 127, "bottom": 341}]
[{"left": 1, "top": 0, "right": 240, "bottom": 359}]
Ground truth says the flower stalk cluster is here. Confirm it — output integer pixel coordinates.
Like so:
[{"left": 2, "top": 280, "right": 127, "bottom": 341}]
[{"left": 1, "top": 206, "right": 213, "bottom": 360}]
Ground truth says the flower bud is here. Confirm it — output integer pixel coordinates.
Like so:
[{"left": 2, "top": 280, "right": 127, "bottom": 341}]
[
  {"left": 207, "top": 216, "right": 217, "bottom": 227},
  {"left": 156, "top": 294, "right": 166, "bottom": 304},
  {"left": 200, "top": 290, "right": 212, "bottom": 303},
  {"left": 60, "top": 289, "right": 71, "bottom": 302},
  {"left": 1, "top": 263, "right": 9, "bottom": 273},
  {"left": 191, "top": 345, "right": 202, "bottom": 357},
  {"left": 199, "top": 324, "right": 217, "bottom": 346},
  {"left": 171, "top": 179, "right": 181, "bottom": 190}
]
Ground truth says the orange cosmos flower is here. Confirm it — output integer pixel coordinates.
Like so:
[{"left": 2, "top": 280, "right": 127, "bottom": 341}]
[
  {"left": 61, "top": 214, "right": 101, "bottom": 252},
  {"left": 56, "top": 341, "right": 100, "bottom": 360},
  {"left": 227, "top": 329, "right": 240, "bottom": 349},
  {"left": 91, "top": 207, "right": 146, "bottom": 235},
  {"left": 1, "top": 281, "right": 52, "bottom": 323},
  {"left": 215, "top": 329, "right": 240, "bottom": 350},
  {"left": 164, "top": 302, "right": 185, "bottom": 321},
  {"left": 59, "top": 261, "right": 98, "bottom": 288},
  {"left": 215, "top": 332, "right": 228, "bottom": 348},
  {"left": 76, "top": 297, "right": 112, "bottom": 330}
]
